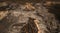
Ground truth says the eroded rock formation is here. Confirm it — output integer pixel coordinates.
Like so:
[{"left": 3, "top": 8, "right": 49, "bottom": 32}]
[{"left": 0, "top": 0, "right": 60, "bottom": 33}]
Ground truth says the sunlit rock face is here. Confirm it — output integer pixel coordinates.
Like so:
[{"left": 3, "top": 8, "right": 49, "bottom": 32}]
[{"left": 0, "top": 1, "right": 59, "bottom": 33}]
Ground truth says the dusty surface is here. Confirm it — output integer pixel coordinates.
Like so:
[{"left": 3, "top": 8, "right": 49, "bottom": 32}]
[{"left": 0, "top": 1, "right": 60, "bottom": 33}]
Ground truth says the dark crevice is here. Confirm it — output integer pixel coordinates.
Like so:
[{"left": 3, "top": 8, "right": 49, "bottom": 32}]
[
  {"left": 21, "top": 17, "right": 38, "bottom": 33},
  {"left": 48, "top": 4, "right": 60, "bottom": 23}
]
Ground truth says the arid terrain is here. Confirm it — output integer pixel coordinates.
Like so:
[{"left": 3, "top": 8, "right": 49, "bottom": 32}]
[{"left": 0, "top": 0, "right": 60, "bottom": 33}]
